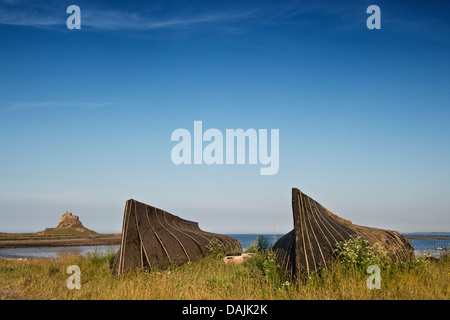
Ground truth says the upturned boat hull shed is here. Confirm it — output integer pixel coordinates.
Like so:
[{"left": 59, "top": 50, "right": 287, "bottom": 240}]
[
  {"left": 273, "top": 188, "right": 415, "bottom": 278},
  {"left": 113, "top": 199, "right": 241, "bottom": 274}
]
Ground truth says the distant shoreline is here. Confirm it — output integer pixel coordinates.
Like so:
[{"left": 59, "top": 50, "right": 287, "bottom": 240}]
[
  {"left": 405, "top": 236, "right": 450, "bottom": 240},
  {"left": 0, "top": 232, "right": 448, "bottom": 249},
  {"left": 0, "top": 234, "right": 121, "bottom": 248}
]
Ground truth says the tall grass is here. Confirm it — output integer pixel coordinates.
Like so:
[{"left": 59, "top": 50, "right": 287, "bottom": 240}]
[{"left": 0, "top": 247, "right": 448, "bottom": 300}]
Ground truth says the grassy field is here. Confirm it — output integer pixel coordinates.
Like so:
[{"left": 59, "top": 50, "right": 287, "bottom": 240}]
[{"left": 0, "top": 247, "right": 448, "bottom": 300}]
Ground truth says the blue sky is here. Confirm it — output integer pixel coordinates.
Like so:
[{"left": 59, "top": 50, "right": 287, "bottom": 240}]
[{"left": 0, "top": 0, "right": 449, "bottom": 234}]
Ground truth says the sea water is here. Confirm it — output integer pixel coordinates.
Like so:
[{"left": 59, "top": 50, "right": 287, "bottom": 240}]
[{"left": 0, "top": 245, "right": 120, "bottom": 259}]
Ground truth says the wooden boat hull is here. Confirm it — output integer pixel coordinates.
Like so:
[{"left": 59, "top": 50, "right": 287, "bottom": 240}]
[
  {"left": 273, "top": 188, "right": 415, "bottom": 278},
  {"left": 113, "top": 199, "right": 242, "bottom": 274}
]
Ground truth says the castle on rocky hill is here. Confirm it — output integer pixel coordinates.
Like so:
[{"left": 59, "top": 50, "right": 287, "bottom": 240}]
[{"left": 43, "top": 211, "right": 97, "bottom": 235}]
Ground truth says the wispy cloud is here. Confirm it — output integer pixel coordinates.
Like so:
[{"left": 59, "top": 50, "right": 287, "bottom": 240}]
[
  {"left": 0, "top": 0, "right": 61, "bottom": 27},
  {"left": 0, "top": 0, "right": 257, "bottom": 31},
  {"left": 0, "top": 0, "right": 448, "bottom": 42},
  {"left": 82, "top": 10, "right": 256, "bottom": 31},
  {"left": 3, "top": 101, "right": 117, "bottom": 111}
]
